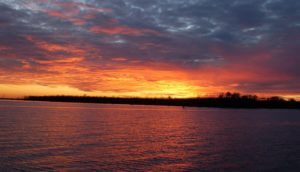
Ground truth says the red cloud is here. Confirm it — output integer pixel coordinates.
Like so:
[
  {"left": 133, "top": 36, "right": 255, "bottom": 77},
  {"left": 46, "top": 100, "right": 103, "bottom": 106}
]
[
  {"left": 90, "top": 26, "right": 159, "bottom": 36},
  {"left": 112, "top": 57, "right": 128, "bottom": 62}
]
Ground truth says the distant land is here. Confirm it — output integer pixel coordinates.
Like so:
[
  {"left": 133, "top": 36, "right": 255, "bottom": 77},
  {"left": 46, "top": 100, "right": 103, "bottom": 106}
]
[{"left": 23, "top": 92, "right": 300, "bottom": 109}]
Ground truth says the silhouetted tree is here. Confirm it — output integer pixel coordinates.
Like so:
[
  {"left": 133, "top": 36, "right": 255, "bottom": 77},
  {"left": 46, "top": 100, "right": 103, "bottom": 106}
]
[{"left": 268, "top": 96, "right": 284, "bottom": 102}]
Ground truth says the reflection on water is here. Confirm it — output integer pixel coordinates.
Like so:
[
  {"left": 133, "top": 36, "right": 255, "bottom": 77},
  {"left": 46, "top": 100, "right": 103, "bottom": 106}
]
[{"left": 0, "top": 100, "right": 300, "bottom": 171}]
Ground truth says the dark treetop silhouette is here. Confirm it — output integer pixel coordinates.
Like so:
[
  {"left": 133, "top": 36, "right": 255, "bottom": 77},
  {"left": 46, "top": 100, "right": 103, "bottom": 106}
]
[{"left": 24, "top": 92, "right": 300, "bottom": 109}]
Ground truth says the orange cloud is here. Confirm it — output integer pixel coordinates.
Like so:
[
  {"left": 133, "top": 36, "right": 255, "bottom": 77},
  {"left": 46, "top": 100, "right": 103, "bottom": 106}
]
[
  {"left": 25, "top": 35, "right": 85, "bottom": 55},
  {"left": 36, "top": 57, "right": 84, "bottom": 65}
]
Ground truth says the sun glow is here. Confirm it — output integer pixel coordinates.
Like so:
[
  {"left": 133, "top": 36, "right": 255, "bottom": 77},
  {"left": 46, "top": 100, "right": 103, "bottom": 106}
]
[{"left": 0, "top": 81, "right": 199, "bottom": 99}]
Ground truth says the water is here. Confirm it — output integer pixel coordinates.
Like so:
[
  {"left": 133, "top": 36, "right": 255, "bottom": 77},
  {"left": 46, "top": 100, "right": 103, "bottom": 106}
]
[{"left": 0, "top": 100, "right": 299, "bottom": 171}]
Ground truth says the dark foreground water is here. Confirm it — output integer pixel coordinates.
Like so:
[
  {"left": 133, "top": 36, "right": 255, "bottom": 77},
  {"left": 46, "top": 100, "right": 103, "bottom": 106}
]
[{"left": 0, "top": 100, "right": 299, "bottom": 171}]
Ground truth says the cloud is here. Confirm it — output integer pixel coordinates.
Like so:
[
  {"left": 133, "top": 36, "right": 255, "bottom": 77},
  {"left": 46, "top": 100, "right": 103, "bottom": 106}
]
[
  {"left": 0, "top": 0, "right": 299, "bottom": 97},
  {"left": 89, "top": 25, "right": 159, "bottom": 36}
]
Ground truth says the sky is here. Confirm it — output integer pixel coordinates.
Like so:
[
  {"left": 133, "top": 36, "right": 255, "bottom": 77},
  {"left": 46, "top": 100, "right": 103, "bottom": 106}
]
[{"left": 0, "top": 0, "right": 299, "bottom": 99}]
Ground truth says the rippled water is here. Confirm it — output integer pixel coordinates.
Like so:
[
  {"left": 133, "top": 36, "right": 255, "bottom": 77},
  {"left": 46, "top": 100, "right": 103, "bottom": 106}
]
[{"left": 0, "top": 100, "right": 299, "bottom": 171}]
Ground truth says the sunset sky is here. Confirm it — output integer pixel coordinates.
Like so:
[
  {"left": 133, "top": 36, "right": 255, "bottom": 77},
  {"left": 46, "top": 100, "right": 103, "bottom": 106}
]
[{"left": 0, "top": 0, "right": 299, "bottom": 99}]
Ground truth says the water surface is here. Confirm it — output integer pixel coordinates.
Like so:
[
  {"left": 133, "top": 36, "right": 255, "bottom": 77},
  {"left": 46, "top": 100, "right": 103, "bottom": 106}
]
[{"left": 0, "top": 100, "right": 299, "bottom": 171}]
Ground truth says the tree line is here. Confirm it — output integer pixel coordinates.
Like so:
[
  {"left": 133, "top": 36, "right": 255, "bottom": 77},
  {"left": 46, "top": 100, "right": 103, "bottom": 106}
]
[{"left": 24, "top": 92, "right": 300, "bottom": 109}]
